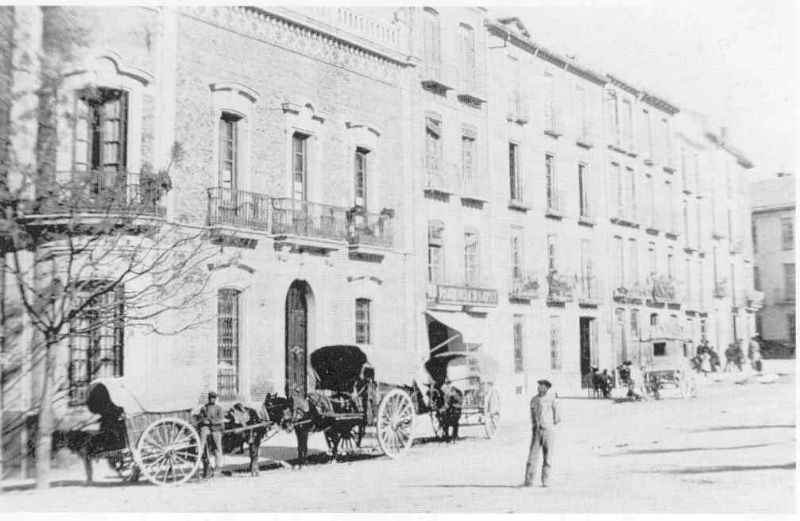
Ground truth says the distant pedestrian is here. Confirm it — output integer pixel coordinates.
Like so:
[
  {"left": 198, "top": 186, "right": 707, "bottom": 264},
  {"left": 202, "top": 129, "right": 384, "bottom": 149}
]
[
  {"left": 699, "top": 351, "right": 712, "bottom": 375},
  {"left": 724, "top": 344, "right": 738, "bottom": 373},
  {"left": 748, "top": 336, "right": 762, "bottom": 371},
  {"left": 523, "top": 379, "right": 560, "bottom": 488},
  {"left": 600, "top": 370, "right": 613, "bottom": 398},
  {"left": 198, "top": 391, "right": 225, "bottom": 479}
]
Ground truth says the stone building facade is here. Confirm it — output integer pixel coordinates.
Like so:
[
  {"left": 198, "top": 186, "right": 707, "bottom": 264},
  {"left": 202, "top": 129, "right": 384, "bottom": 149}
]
[
  {"left": 1, "top": 6, "right": 764, "bottom": 444},
  {"left": 751, "top": 173, "right": 795, "bottom": 343}
]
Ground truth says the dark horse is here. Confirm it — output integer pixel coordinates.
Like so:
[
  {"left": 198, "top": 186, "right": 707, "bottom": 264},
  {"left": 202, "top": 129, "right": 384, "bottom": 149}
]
[{"left": 218, "top": 401, "right": 276, "bottom": 476}]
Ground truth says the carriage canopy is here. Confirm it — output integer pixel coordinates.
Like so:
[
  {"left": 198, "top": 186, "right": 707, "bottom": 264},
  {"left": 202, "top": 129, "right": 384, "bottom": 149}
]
[
  {"left": 424, "top": 352, "right": 499, "bottom": 386},
  {"left": 424, "top": 310, "right": 487, "bottom": 356},
  {"left": 309, "top": 344, "right": 371, "bottom": 393},
  {"left": 86, "top": 377, "right": 197, "bottom": 417}
]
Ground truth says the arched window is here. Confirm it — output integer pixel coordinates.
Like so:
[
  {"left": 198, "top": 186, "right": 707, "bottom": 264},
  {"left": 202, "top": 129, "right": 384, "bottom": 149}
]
[{"left": 74, "top": 88, "right": 129, "bottom": 175}]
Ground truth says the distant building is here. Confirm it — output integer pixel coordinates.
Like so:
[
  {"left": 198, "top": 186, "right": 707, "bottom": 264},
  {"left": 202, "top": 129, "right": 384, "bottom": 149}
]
[{"left": 751, "top": 173, "right": 796, "bottom": 344}]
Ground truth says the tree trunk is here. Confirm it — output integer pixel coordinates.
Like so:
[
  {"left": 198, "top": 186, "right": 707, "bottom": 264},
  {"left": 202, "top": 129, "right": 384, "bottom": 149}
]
[
  {"left": 0, "top": 254, "right": 5, "bottom": 493},
  {"left": 34, "top": 339, "right": 54, "bottom": 489}
]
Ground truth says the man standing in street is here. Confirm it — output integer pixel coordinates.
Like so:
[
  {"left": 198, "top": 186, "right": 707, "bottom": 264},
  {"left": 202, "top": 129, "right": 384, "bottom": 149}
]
[
  {"left": 523, "top": 379, "right": 560, "bottom": 488},
  {"left": 198, "top": 390, "right": 225, "bottom": 479}
]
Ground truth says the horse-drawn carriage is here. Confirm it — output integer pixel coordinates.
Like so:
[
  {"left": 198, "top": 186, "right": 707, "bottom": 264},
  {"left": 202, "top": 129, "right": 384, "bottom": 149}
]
[
  {"left": 82, "top": 378, "right": 285, "bottom": 485},
  {"left": 287, "top": 344, "right": 415, "bottom": 462},
  {"left": 418, "top": 351, "right": 501, "bottom": 440},
  {"left": 642, "top": 336, "right": 699, "bottom": 399}
]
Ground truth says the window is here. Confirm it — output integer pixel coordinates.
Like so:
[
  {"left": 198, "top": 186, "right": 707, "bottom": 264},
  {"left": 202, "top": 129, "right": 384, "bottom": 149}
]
[
  {"left": 427, "top": 221, "right": 444, "bottom": 284},
  {"left": 510, "top": 227, "right": 522, "bottom": 279},
  {"left": 642, "top": 109, "right": 653, "bottom": 158},
  {"left": 513, "top": 315, "right": 525, "bottom": 373},
  {"left": 667, "top": 246, "right": 675, "bottom": 278},
  {"left": 458, "top": 24, "right": 476, "bottom": 92},
  {"left": 464, "top": 231, "right": 480, "bottom": 286},
  {"left": 425, "top": 115, "right": 443, "bottom": 182},
  {"left": 660, "top": 118, "right": 671, "bottom": 166},
  {"left": 683, "top": 199, "right": 690, "bottom": 238},
  {"left": 548, "top": 234, "right": 559, "bottom": 273},
  {"left": 730, "top": 263, "right": 737, "bottom": 305},
  {"left": 606, "top": 89, "right": 619, "bottom": 146},
  {"left": 509, "top": 142, "right": 520, "bottom": 201},
  {"left": 545, "top": 154, "right": 557, "bottom": 209},
  {"left": 784, "top": 263, "right": 795, "bottom": 302},
  {"left": 508, "top": 56, "right": 521, "bottom": 118},
  {"left": 648, "top": 242, "right": 657, "bottom": 277},
  {"left": 626, "top": 167, "right": 636, "bottom": 220},
  {"left": 726, "top": 163, "right": 733, "bottom": 199},
  {"left": 665, "top": 179, "right": 674, "bottom": 232},
  {"left": 628, "top": 238, "right": 638, "bottom": 285},
  {"left": 754, "top": 266, "right": 761, "bottom": 291},
  {"left": 694, "top": 153, "right": 700, "bottom": 191},
  {"left": 217, "top": 288, "right": 240, "bottom": 398},
  {"left": 576, "top": 85, "right": 590, "bottom": 140},
  {"left": 69, "top": 282, "right": 125, "bottom": 405},
  {"left": 544, "top": 73, "right": 557, "bottom": 131},
  {"left": 611, "top": 163, "right": 623, "bottom": 218},
  {"left": 74, "top": 88, "right": 128, "bottom": 174},
  {"left": 654, "top": 342, "right": 666, "bottom": 357},
  {"left": 685, "top": 254, "right": 692, "bottom": 301},
  {"left": 614, "top": 236, "right": 624, "bottom": 288},
  {"left": 782, "top": 217, "right": 794, "bottom": 251},
  {"left": 789, "top": 313, "right": 796, "bottom": 343},
  {"left": 646, "top": 174, "right": 655, "bottom": 227},
  {"left": 550, "top": 316, "right": 561, "bottom": 370},
  {"left": 354, "top": 147, "right": 369, "bottom": 207},
  {"left": 355, "top": 298, "right": 371, "bottom": 344},
  {"left": 422, "top": 8, "right": 441, "bottom": 77},
  {"left": 680, "top": 147, "right": 687, "bottom": 186},
  {"left": 578, "top": 162, "right": 590, "bottom": 218},
  {"left": 727, "top": 208, "right": 733, "bottom": 240},
  {"left": 650, "top": 313, "right": 659, "bottom": 327},
  {"left": 630, "top": 309, "right": 639, "bottom": 337},
  {"left": 219, "top": 112, "right": 242, "bottom": 190},
  {"left": 621, "top": 99, "right": 633, "bottom": 150},
  {"left": 752, "top": 221, "right": 758, "bottom": 254},
  {"left": 461, "top": 130, "right": 476, "bottom": 183},
  {"left": 581, "top": 238, "right": 593, "bottom": 279},
  {"left": 292, "top": 132, "right": 309, "bottom": 201}
]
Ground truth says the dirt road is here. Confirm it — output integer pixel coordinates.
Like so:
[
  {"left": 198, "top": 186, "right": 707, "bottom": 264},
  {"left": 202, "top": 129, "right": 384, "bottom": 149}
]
[{"left": 0, "top": 362, "right": 795, "bottom": 513}]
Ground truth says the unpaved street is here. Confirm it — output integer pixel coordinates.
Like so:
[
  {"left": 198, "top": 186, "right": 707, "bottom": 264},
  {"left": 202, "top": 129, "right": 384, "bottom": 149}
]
[{"left": 0, "top": 363, "right": 795, "bottom": 513}]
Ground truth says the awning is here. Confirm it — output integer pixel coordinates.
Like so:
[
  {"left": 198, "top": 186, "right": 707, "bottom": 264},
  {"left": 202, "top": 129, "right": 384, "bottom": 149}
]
[{"left": 424, "top": 310, "right": 487, "bottom": 356}]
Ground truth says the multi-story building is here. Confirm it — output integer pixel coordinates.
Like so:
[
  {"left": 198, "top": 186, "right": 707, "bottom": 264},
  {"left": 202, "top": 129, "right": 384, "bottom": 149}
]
[
  {"left": 1, "top": 7, "right": 766, "bottom": 456},
  {"left": 751, "top": 173, "right": 795, "bottom": 343}
]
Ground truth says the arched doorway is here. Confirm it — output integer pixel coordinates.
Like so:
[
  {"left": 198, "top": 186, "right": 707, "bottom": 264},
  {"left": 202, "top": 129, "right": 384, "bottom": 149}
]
[{"left": 285, "top": 280, "right": 311, "bottom": 399}]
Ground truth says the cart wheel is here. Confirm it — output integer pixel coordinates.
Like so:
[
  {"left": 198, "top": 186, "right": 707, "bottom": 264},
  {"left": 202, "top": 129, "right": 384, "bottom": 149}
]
[
  {"left": 429, "top": 410, "right": 444, "bottom": 439},
  {"left": 107, "top": 450, "right": 141, "bottom": 483},
  {"left": 377, "top": 388, "right": 414, "bottom": 459},
  {"left": 135, "top": 418, "right": 201, "bottom": 486},
  {"left": 483, "top": 388, "right": 501, "bottom": 439}
]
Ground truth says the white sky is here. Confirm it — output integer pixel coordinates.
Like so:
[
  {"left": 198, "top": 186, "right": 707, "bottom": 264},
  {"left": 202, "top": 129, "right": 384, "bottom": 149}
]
[{"left": 487, "top": 0, "right": 798, "bottom": 182}]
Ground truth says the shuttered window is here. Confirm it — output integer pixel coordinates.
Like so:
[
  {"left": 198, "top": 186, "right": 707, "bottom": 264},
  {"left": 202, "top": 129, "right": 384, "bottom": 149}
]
[{"left": 74, "top": 88, "right": 128, "bottom": 179}]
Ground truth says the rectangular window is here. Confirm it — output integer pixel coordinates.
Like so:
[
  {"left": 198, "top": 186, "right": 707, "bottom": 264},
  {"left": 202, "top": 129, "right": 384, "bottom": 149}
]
[
  {"left": 628, "top": 238, "right": 638, "bottom": 285},
  {"left": 754, "top": 266, "right": 761, "bottom": 291},
  {"left": 513, "top": 315, "right": 525, "bottom": 373},
  {"left": 547, "top": 234, "right": 559, "bottom": 273},
  {"left": 626, "top": 167, "right": 636, "bottom": 220},
  {"left": 614, "top": 236, "right": 624, "bottom": 288},
  {"left": 544, "top": 73, "right": 557, "bottom": 131},
  {"left": 642, "top": 109, "right": 653, "bottom": 159},
  {"left": 606, "top": 89, "right": 619, "bottom": 146},
  {"left": 752, "top": 221, "right": 758, "bottom": 254},
  {"left": 685, "top": 254, "right": 692, "bottom": 300},
  {"left": 611, "top": 163, "right": 623, "bottom": 218},
  {"left": 69, "top": 283, "right": 125, "bottom": 405},
  {"left": 508, "top": 56, "right": 521, "bottom": 119},
  {"left": 680, "top": 147, "right": 687, "bottom": 187},
  {"left": 219, "top": 113, "right": 241, "bottom": 190},
  {"left": 74, "top": 88, "right": 129, "bottom": 174},
  {"left": 217, "top": 288, "right": 240, "bottom": 398},
  {"left": 621, "top": 99, "right": 633, "bottom": 150},
  {"left": 667, "top": 246, "right": 675, "bottom": 278},
  {"left": 683, "top": 199, "right": 690, "bottom": 239},
  {"left": 427, "top": 222, "right": 444, "bottom": 284},
  {"left": 292, "top": 132, "right": 309, "bottom": 201},
  {"left": 648, "top": 242, "right": 657, "bottom": 277},
  {"left": 550, "top": 316, "right": 562, "bottom": 370},
  {"left": 423, "top": 9, "right": 441, "bottom": 77},
  {"left": 646, "top": 174, "right": 655, "bottom": 227},
  {"left": 461, "top": 133, "right": 475, "bottom": 183},
  {"left": 354, "top": 147, "right": 368, "bottom": 206},
  {"left": 576, "top": 85, "right": 588, "bottom": 139},
  {"left": 458, "top": 24, "right": 476, "bottom": 92},
  {"left": 545, "top": 153, "right": 557, "bottom": 210},
  {"left": 578, "top": 162, "right": 590, "bottom": 218},
  {"left": 661, "top": 118, "right": 671, "bottom": 166},
  {"left": 464, "top": 231, "right": 480, "bottom": 286},
  {"left": 782, "top": 217, "right": 794, "bottom": 251},
  {"left": 784, "top": 263, "right": 795, "bottom": 302},
  {"left": 355, "top": 298, "right": 371, "bottom": 344},
  {"left": 509, "top": 142, "right": 520, "bottom": 201},
  {"left": 789, "top": 313, "right": 796, "bottom": 343},
  {"left": 425, "top": 115, "right": 443, "bottom": 182},
  {"left": 510, "top": 227, "right": 522, "bottom": 280},
  {"left": 665, "top": 179, "right": 674, "bottom": 232}
]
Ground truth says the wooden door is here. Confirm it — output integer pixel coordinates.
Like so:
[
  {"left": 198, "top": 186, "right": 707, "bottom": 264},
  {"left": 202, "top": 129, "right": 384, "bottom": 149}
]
[{"left": 285, "top": 282, "right": 308, "bottom": 399}]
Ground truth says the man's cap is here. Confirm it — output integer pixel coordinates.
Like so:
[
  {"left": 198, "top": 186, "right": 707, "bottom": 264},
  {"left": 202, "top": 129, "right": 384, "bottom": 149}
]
[
  {"left": 537, "top": 379, "right": 552, "bottom": 388},
  {"left": 208, "top": 391, "right": 218, "bottom": 398}
]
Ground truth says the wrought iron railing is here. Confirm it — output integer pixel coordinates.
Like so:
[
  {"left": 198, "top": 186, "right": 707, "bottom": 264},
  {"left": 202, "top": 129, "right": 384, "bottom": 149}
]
[
  {"left": 347, "top": 209, "right": 394, "bottom": 248},
  {"left": 546, "top": 189, "right": 565, "bottom": 215},
  {"left": 547, "top": 270, "right": 577, "bottom": 303},
  {"left": 509, "top": 270, "right": 540, "bottom": 300},
  {"left": 271, "top": 198, "right": 348, "bottom": 241},
  {"left": 217, "top": 371, "right": 239, "bottom": 400},
  {"left": 578, "top": 276, "right": 604, "bottom": 304},
  {"left": 207, "top": 187, "right": 271, "bottom": 230}
]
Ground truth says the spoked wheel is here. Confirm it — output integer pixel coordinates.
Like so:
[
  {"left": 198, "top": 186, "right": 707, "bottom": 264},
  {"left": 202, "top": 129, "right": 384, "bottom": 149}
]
[
  {"left": 482, "top": 388, "right": 501, "bottom": 439},
  {"left": 429, "top": 410, "right": 444, "bottom": 439},
  {"left": 107, "top": 450, "right": 141, "bottom": 483},
  {"left": 135, "top": 418, "right": 201, "bottom": 486},
  {"left": 376, "top": 389, "right": 414, "bottom": 459},
  {"left": 336, "top": 424, "right": 365, "bottom": 454}
]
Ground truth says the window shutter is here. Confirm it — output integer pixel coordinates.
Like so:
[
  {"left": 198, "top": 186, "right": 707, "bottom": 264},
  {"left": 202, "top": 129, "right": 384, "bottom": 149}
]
[{"left": 73, "top": 96, "right": 91, "bottom": 172}]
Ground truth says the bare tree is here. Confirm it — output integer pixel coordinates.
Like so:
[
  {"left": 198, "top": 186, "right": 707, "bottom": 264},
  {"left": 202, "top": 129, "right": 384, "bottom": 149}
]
[{"left": 0, "top": 7, "right": 220, "bottom": 488}]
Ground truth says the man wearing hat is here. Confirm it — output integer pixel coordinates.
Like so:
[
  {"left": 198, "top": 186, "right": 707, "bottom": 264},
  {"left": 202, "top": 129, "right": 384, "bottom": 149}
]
[
  {"left": 523, "top": 379, "right": 560, "bottom": 488},
  {"left": 198, "top": 391, "right": 225, "bottom": 479}
]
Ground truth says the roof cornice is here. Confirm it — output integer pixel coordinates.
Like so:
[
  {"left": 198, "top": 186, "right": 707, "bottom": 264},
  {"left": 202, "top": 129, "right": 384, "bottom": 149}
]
[{"left": 607, "top": 74, "right": 680, "bottom": 115}]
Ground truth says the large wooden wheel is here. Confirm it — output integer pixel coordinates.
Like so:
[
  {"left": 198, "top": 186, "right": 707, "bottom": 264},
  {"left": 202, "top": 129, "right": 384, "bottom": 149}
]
[
  {"left": 482, "top": 387, "right": 501, "bottom": 439},
  {"left": 135, "top": 418, "right": 201, "bottom": 486},
  {"left": 376, "top": 388, "right": 414, "bottom": 459},
  {"left": 107, "top": 450, "right": 140, "bottom": 483}
]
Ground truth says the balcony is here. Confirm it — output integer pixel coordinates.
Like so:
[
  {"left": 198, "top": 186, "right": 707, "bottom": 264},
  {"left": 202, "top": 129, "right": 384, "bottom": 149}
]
[
  {"left": 545, "top": 189, "right": 566, "bottom": 219},
  {"left": 547, "top": 270, "right": 577, "bottom": 304},
  {"left": 423, "top": 165, "right": 457, "bottom": 196},
  {"left": 507, "top": 96, "right": 529, "bottom": 125},
  {"left": 207, "top": 187, "right": 270, "bottom": 231},
  {"left": 272, "top": 198, "right": 348, "bottom": 252},
  {"left": 729, "top": 239, "right": 742, "bottom": 254},
  {"left": 745, "top": 290, "right": 765, "bottom": 310},
  {"left": 543, "top": 106, "right": 563, "bottom": 138},
  {"left": 612, "top": 281, "right": 649, "bottom": 303},
  {"left": 30, "top": 170, "right": 167, "bottom": 220},
  {"left": 347, "top": 207, "right": 395, "bottom": 258},
  {"left": 427, "top": 276, "right": 499, "bottom": 309},
  {"left": 645, "top": 209, "right": 666, "bottom": 235},
  {"left": 578, "top": 205, "right": 597, "bottom": 226},
  {"left": 780, "top": 288, "right": 796, "bottom": 304},
  {"left": 712, "top": 228, "right": 726, "bottom": 240},
  {"left": 713, "top": 279, "right": 728, "bottom": 299},
  {"left": 457, "top": 170, "right": 489, "bottom": 204},
  {"left": 456, "top": 76, "right": 486, "bottom": 107},
  {"left": 509, "top": 270, "right": 540, "bottom": 302},
  {"left": 578, "top": 276, "right": 604, "bottom": 306},
  {"left": 576, "top": 121, "right": 594, "bottom": 149},
  {"left": 420, "top": 64, "right": 454, "bottom": 94},
  {"left": 610, "top": 205, "right": 639, "bottom": 228}
]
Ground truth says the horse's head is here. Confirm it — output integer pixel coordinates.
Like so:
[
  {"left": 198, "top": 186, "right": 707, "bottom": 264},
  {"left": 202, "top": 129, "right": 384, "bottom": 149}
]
[{"left": 263, "top": 393, "right": 294, "bottom": 430}]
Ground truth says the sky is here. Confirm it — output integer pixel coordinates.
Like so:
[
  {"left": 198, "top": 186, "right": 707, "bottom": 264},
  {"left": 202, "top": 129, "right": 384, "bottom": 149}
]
[{"left": 488, "top": 0, "right": 798, "bottom": 182}]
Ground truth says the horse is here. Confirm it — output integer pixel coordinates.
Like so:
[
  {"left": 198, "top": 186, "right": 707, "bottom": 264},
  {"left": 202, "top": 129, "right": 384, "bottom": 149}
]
[{"left": 220, "top": 402, "right": 272, "bottom": 476}]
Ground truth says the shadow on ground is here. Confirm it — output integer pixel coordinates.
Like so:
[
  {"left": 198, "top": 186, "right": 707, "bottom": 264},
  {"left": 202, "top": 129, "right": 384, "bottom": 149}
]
[
  {"left": 642, "top": 462, "right": 796, "bottom": 475},
  {"left": 602, "top": 442, "right": 776, "bottom": 456},
  {"left": 689, "top": 424, "right": 795, "bottom": 433}
]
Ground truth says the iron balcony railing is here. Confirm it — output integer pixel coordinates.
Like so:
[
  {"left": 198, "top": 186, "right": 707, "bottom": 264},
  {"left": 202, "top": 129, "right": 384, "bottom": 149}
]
[
  {"left": 713, "top": 279, "right": 728, "bottom": 299},
  {"left": 424, "top": 160, "right": 457, "bottom": 194},
  {"left": 207, "top": 187, "right": 271, "bottom": 230},
  {"left": 544, "top": 105, "right": 562, "bottom": 136},
  {"left": 507, "top": 93, "right": 529, "bottom": 124},
  {"left": 217, "top": 371, "right": 239, "bottom": 401},
  {"left": 347, "top": 209, "right": 394, "bottom": 248},
  {"left": 578, "top": 275, "right": 604, "bottom": 304},
  {"left": 272, "top": 198, "right": 348, "bottom": 241},
  {"left": 546, "top": 189, "right": 565, "bottom": 216},
  {"left": 547, "top": 270, "right": 577, "bottom": 303},
  {"left": 33, "top": 170, "right": 166, "bottom": 217},
  {"left": 509, "top": 269, "right": 540, "bottom": 300}
]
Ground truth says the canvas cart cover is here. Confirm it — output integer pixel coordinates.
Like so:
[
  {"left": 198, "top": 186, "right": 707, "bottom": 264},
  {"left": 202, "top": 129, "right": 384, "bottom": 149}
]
[
  {"left": 424, "top": 310, "right": 487, "bottom": 356},
  {"left": 424, "top": 353, "right": 499, "bottom": 386},
  {"left": 310, "top": 344, "right": 369, "bottom": 393},
  {"left": 86, "top": 377, "right": 146, "bottom": 418}
]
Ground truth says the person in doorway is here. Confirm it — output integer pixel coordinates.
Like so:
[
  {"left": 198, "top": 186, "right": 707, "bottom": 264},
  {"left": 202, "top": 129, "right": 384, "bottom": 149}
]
[
  {"left": 523, "top": 379, "right": 560, "bottom": 488},
  {"left": 600, "top": 369, "right": 613, "bottom": 399},
  {"left": 198, "top": 391, "right": 225, "bottom": 479}
]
